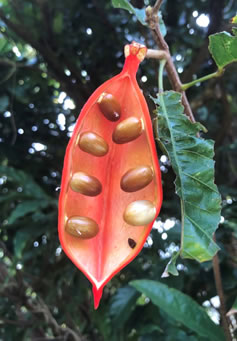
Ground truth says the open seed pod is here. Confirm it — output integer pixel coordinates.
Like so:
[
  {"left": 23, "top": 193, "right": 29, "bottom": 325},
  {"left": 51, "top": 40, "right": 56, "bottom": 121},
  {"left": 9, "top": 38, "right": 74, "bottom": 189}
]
[{"left": 58, "top": 42, "right": 163, "bottom": 309}]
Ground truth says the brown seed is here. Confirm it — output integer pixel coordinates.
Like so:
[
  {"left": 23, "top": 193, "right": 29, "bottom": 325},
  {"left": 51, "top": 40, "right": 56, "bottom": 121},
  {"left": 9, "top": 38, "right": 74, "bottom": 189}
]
[
  {"left": 123, "top": 200, "right": 156, "bottom": 226},
  {"left": 66, "top": 216, "right": 99, "bottom": 239},
  {"left": 128, "top": 238, "right": 136, "bottom": 249},
  {"left": 112, "top": 117, "right": 143, "bottom": 144},
  {"left": 121, "top": 166, "right": 153, "bottom": 192},
  {"left": 97, "top": 92, "right": 121, "bottom": 121},
  {"left": 70, "top": 171, "right": 102, "bottom": 196},
  {"left": 79, "top": 131, "right": 109, "bottom": 157}
]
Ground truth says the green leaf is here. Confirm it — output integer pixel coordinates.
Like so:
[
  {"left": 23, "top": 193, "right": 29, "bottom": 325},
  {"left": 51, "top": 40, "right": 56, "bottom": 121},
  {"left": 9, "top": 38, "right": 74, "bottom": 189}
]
[
  {"left": 8, "top": 200, "right": 51, "bottom": 224},
  {"left": 14, "top": 223, "right": 47, "bottom": 258},
  {"left": 233, "top": 27, "right": 237, "bottom": 36},
  {"left": 111, "top": 0, "right": 167, "bottom": 36},
  {"left": 209, "top": 31, "right": 237, "bottom": 69},
  {"left": 0, "top": 165, "right": 49, "bottom": 199},
  {"left": 131, "top": 280, "right": 225, "bottom": 341},
  {"left": 111, "top": 0, "right": 147, "bottom": 26},
  {"left": 0, "top": 59, "right": 16, "bottom": 84},
  {"left": 53, "top": 12, "right": 64, "bottom": 34},
  {"left": 0, "top": 95, "right": 9, "bottom": 111},
  {"left": 158, "top": 12, "right": 166, "bottom": 37},
  {"left": 152, "top": 91, "right": 221, "bottom": 262},
  {"left": 231, "top": 15, "right": 237, "bottom": 24},
  {"left": 162, "top": 251, "right": 180, "bottom": 278},
  {"left": 138, "top": 323, "right": 163, "bottom": 335},
  {"left": 109, "top": 286, "right": 139, "bottom": 329},
  {"left": 232, "top": 296, "right": 237, "bottom": 310}
]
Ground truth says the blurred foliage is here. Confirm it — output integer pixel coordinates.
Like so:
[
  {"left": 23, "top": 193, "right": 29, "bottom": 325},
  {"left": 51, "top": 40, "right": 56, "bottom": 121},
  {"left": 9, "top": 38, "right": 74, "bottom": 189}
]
[{"left": 0, "top": 0, "right": 237, "bottom": 340}]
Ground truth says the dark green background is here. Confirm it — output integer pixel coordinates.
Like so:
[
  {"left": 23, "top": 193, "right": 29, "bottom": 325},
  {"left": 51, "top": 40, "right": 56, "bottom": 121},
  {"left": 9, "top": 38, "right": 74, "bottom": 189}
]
[{"left": 0, "top": 0, "right": 236, "bottom": 340}]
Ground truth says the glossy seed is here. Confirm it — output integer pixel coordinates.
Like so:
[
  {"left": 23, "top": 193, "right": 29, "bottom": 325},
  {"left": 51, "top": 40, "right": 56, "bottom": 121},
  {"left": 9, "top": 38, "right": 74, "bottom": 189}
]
[
  {"left": 70, "top": 172, "right": 102, "bottom": 196},
  {"left": 121, "top": 166, "right": 153, "bottom": 192},
  {"left": 128, "top": 238, "right": 136, "bottom": 249},
  {"left": 97, "top": 92, "right": 121, "bottom": 121},
  {"left": 66, "top": 216, "right": 99, "bottom": 239},
  {"left": 123, "top": 200, "right": 156, "bottom": 226},
  {"left": 112, "top": 117, "right": 143, "bottom": 144},
  {"left": 79, "top": 131, "right": 109, "bottom": 157}
]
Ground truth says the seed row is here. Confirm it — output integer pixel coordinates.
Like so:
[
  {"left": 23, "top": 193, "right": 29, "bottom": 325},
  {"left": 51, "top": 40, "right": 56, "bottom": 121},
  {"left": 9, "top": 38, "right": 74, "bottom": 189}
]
[{"left": 65, "top": 93, "right": 156, "bottom": 240}]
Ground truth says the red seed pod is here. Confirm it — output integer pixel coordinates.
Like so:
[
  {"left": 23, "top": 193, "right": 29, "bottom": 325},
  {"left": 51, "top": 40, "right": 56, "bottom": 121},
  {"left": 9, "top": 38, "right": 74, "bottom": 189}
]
[{"left": 58, "top": 42, "right": 163, "bottom": 309}]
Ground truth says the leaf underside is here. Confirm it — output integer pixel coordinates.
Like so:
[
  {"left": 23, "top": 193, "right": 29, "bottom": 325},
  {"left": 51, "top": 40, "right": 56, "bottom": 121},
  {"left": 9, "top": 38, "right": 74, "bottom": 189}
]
[{"left": 153, "top": 91, "right": 221, "bottom": 262}]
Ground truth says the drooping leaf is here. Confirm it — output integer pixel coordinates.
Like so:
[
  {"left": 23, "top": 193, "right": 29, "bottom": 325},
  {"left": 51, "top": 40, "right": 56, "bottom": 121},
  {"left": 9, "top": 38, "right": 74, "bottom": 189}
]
[
  {"left": 209, "top": 31, "right": 237, "bottom": 69},
  {"left": 152, "top": 91, "right": 221, "bottom": 262},
  {"left": 111, "top": 0, "right": 147, "bottom": 26},
  {"left": 131, "top": 279, "right": 225, "bottom": 341},
  {"left": 109, "top": 285, "right": 139, "bottom": 329},
  {"left": 161, "top": 251, "right": 180, "bottom": 278}
]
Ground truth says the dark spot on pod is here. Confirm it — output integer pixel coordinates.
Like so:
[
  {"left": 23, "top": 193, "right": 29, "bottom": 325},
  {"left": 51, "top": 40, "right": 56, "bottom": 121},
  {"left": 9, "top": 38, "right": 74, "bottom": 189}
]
[
  {"left": 128, "top": 238, "right": 136, "bottom": 249},
  {"left": 97, "top": 92, "right": 121, "bottom": 121}
]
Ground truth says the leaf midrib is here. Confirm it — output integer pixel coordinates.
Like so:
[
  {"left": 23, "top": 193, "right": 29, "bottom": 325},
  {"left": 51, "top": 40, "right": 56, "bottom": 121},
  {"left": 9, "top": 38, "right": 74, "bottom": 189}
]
[{"left": 159, "top": 93, "right": 186, "bottom": 250}]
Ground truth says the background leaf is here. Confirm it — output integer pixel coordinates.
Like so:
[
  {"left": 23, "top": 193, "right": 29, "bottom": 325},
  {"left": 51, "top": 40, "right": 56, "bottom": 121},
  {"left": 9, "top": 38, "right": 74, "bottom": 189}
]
[
  {"left": 0, "top": 1, "right": 236, "bottom": 339},
  {"left": 111, "top": 0, "right": 147, "bottom": 26},
  {"left": 109, "top": 286, "right": 139, "bottom": 329},
  {"left": 0, "top": 95, "right": 9, "bottom": 111},
  {"left": 53, "top": 12, "right": 64, "bottom": 34},
  {"left": 131, "top": 279, "right": 225, "bottom": 341},
  {"left": 0, "top": 165, "right": 50, "bottom": 199},
  {"left": 152, "top": 91, "right": 221, "bottom": 262},
  {"left": 7, "top": 200, "right": 52, "bottom": 224},
  {"left": 111, "top": 0, "right": 166, "bottom": 36}
]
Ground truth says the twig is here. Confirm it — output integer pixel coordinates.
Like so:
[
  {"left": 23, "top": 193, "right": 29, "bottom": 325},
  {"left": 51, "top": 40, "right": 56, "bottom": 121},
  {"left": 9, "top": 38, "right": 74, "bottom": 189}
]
[
  {"left": 152, "top": 0, "right": 163, "bottom": 14},
  {"left": 212, "top": 235, "right": 232, "bottom": 341},
  {"left": 146, "top": 49, "right": 168, "bottom": 60},
  {"left": 145, "top": 4, "right": 196, "bottom": 123},
  {"left": 0, "top": 242, "right": 84, "bottom": 341},
  {"left": 181, "top": 68, "right": 224, "bottom": 91}
]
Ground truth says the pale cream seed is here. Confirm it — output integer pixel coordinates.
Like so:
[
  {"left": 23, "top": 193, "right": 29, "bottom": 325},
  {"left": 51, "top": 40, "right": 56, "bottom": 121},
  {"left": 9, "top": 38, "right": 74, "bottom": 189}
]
[{"left": 123, "top": 200, "right": 156, "bottom": 226}]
